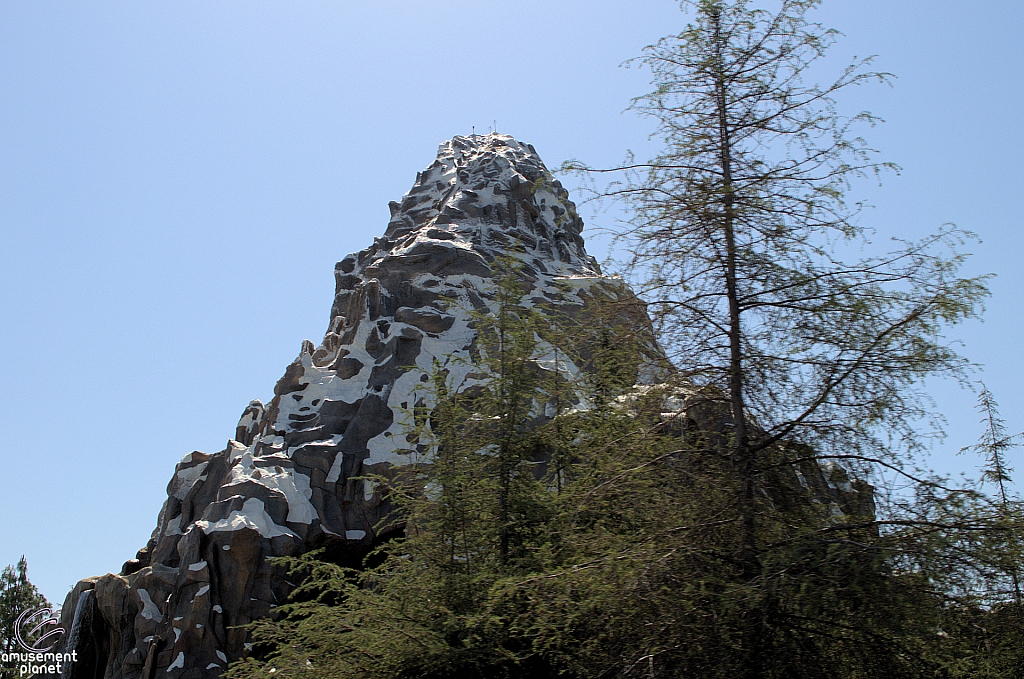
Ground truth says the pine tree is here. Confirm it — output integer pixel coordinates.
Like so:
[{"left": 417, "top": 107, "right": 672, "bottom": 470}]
[
  {"left": 0, "top": 557, "right": 51, "bottom": 655},
  {"left": 562, "top": 0, "right": 998, "bottom": 676},
  {"left": 959, "top": 384, "right": 1024, "bottom": 606}
]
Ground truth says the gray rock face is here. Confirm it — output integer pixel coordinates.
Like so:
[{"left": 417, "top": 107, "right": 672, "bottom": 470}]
[{"left": 60, "top": 134, "right": 661, "bottom": 679}]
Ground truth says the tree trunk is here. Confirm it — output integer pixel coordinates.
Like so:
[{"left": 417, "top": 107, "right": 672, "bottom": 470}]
[{"left": 711, "top": 8, "right": 761, "bottom": 678}]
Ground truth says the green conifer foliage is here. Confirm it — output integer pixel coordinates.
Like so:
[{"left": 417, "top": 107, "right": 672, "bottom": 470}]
[
  {"left": 225, "top": 259, "right": 621, "bottom": 679},
  {"left": 0, "top": 557, "right": 51, "bottom": 657}
]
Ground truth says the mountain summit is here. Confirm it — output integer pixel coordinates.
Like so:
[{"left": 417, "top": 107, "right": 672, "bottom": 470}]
[{"left": 58, "top": 134, "right": 659, "bottom": 679}]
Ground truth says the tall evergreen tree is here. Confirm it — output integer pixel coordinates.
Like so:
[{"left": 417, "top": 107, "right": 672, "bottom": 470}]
[
  {"left": 0, "top": 557, "right": 51, "bottom": 656},
  {"left": 573, "top": 0, "right": 987, "bottom": 549},
  {"left": 959, "top": 386, "right": 1024, "bottom": 606},
  {"left": 562, "top": 0, "right": 998, "bottom": 676}
]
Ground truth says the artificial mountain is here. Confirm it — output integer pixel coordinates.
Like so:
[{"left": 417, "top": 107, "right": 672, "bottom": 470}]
[{"left": 57, "top": 134, "right": 870, "bottom": 679}]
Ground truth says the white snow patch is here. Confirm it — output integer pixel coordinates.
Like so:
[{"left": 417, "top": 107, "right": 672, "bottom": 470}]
[
  {"left": 213, "top": 605, "right": 222, "bottom": 614},
  {"left": 196, "top": 498, "right": 297, "bottom": 539},
  {"left": 195, "top": 585, "right": 210, "bottom": 597},
  {"left": 137, "top": 589, "right": 162, "bottom": 622},
  {"left": 228, "top": 441, "right": 250, "bottom": 463},
  {"left": 345, "top": 530, "right": 366, "bottom": 540},
  {"left": 533, "top": 336, "right": 581, "bottom": 379},
  {"left": 272, "top": 340, "right": 374, "bottom": 433},
  {"left": 216, "top": 651, "right": 227, "bottom": 663},
  {"left": 365, "top": 428, "right": 415, "bottom": 467},
  {"left": 173, "top": 462, "right": 209, "bottom": 500},
  {"left": 163, "top": 514, "right": 183, "bottom": 537},
  {"left": 326, "top": 453, "right": 344, "bottom": 484},
  {"left": 224, "top": 452, "right": 316, "bottom": 524},
  {"left": 363, "top": 306, "right": 479, "bottom": 468},
  {"left": 188, "top": 561, "right": 207, "bottom": 572},
  {"left": 166, "top": 652, "right": 184, "bottom": 672}
]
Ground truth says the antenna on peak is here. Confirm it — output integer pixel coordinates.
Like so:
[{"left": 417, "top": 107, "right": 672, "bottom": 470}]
[{"left": 472, "top": 125, "right": 475, "bottom": 136}]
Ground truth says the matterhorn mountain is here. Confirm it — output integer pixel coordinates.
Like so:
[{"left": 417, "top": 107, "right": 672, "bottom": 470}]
[
  {"left": 58, "top": 133, "right": 872, "bottom": 679},
  {"left": 57, "top": 134, "right": 664, "bottom": 679}
]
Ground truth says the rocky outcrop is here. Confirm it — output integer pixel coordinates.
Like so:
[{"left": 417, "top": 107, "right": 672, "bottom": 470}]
[{"left": 59, "top": 134, "right": 661, "bottom": 679}]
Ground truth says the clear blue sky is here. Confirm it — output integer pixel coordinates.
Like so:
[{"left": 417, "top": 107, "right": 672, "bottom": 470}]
[{"left": 1, "top": 1, "right": 1022, "bottom": 605}]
